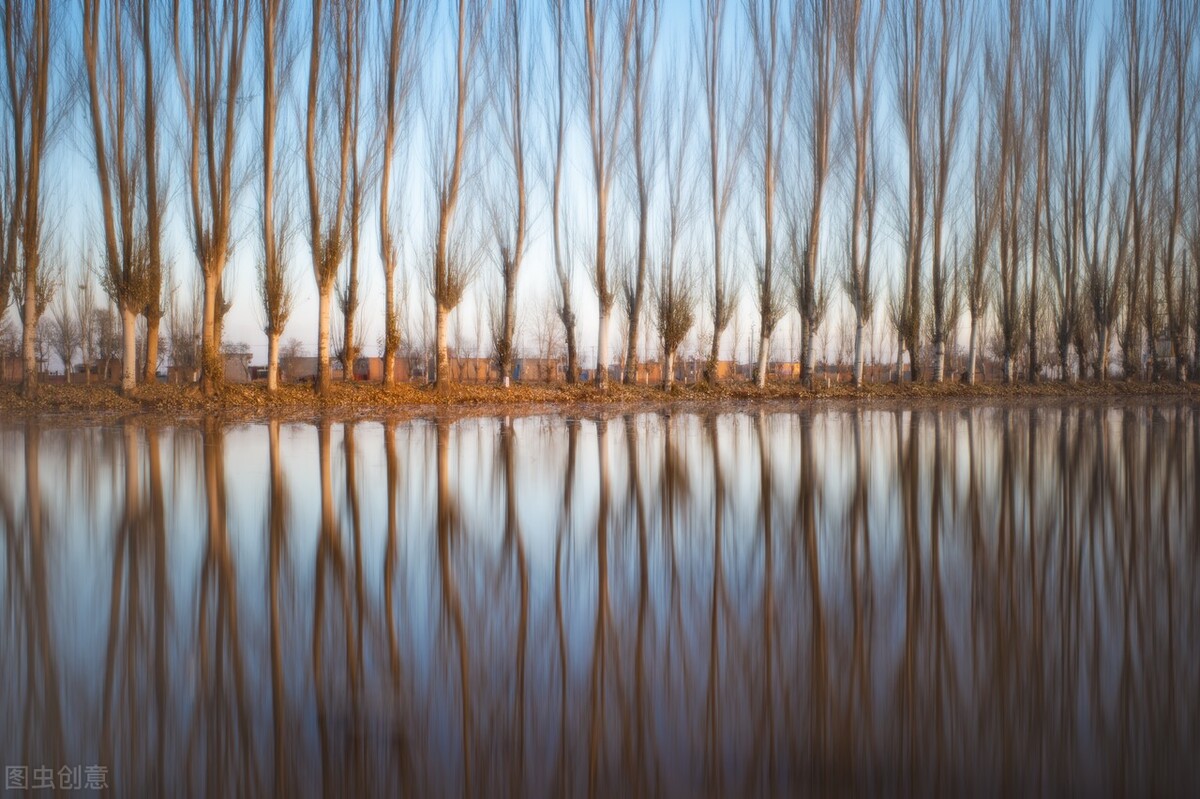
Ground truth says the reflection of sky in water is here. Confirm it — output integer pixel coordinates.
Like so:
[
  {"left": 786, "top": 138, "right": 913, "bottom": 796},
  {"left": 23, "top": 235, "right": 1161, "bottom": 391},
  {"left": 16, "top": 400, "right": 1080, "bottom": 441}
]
[{"left": 0, "top": 403, "right": 1197, "bottom": 797}]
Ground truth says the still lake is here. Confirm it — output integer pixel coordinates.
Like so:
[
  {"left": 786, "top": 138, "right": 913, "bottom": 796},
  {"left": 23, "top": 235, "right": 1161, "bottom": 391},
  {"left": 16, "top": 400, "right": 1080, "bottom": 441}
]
[{"left": 1, "top": 401, "right": 1197, "bottom": 796}]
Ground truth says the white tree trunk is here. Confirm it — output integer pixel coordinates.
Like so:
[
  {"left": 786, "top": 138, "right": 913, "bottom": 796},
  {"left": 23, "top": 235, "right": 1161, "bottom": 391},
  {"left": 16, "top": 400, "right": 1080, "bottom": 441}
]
[
  {"left": 1003, "top": 355, "right": 1014, "bottom": 384},
  {"left": 121, "top": 306, "right": 137, "bottom": 394},
  {"left": 802, "top": 326, "right": 815, "bottom": 388},
  {"left": 267, "top": 332, "right": 279, "bottom": 392},
  {"left": 932, "top": 339, "right": 945, "bottom": 383},
  {"left": 755, "top": 332, "right": 770, "bottom": 388},
  {"left": 316, "top": 288, "right": 332, "bottom": 393},
  {"left": 435, "top": 304, "right": 449, "bottom": 388},
  {"left": 596, "top": 307, "right": 610, "bottom": 388},
  {"left": 663, "top": 351, "right": 674, "bottom": 390}
]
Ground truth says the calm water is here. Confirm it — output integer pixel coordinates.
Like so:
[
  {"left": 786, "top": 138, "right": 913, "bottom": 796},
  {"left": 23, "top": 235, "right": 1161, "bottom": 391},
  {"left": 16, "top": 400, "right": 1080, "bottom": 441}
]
[{"left": 0, "top": 402, "right": 1197, "bottom": 797}]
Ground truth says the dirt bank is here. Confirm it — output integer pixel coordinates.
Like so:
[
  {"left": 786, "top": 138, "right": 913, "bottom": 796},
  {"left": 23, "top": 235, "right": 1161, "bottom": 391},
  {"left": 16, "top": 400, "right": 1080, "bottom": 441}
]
[{"left": 1, "top": 379, "right": 1197, "bottom": 423}]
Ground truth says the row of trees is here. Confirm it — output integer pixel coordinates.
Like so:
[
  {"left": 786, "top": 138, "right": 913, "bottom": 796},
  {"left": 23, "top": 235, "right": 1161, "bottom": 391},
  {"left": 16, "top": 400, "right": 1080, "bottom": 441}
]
[{"left": 2, "top": 0, "right": 1199, "bottom": 397}]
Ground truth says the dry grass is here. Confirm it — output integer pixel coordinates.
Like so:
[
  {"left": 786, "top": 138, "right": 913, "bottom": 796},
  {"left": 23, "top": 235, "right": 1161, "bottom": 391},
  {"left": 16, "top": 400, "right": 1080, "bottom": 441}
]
[{"left": 1, "top": 377, "right": 1197, "bottom": 421}]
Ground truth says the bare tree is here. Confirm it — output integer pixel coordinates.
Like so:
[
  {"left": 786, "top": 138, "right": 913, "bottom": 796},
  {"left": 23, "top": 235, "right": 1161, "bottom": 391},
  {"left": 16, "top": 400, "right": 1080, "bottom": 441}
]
[
  {"left": 1047, "top": 0, "right": 1089, "bottom": 382},
  {"left": 12, "top": 240, "right": 59, "bottom": 375},
  {"left": 1024, "top": 0, "right": 1054, "bottom": 383},
  {"left": 839, "top": 0, "right": 884, "bottom": 387},
  {"left": 795, "top": 0, "right": 840, "bottom": 387},
  {"left": 304, "top": 0, "right": 363, "bottom": 394},
  {"left": 581, "top": 0, "right": 637, "bottom": 389},
  {"left": 258, "top": 0, "right": 295, "bottom": 392},
  {"left": 339, "top": 103, "right": 370, "bottom": 383},
  {"left": 136, "top": 0, "right": 166, "bottom": 385},
  {"left": 1116, "top": 0, "right": 1162, "bottom": 379},
  {"left": 965, "top": 91, "right": 998, "bottom": 385},
  {"left": 4, "top": 0, "right": 58, "bottom": 397},
  {"left": 76, "top": 274, "right": 99, "bottom": 383},
  {"left": 993, "top": 0, "right": 1028, "bottom": 384},
  {"left": 697, "top": 0, "right": 744, "bottom": 383},
  {"left": 927, "top": 0, "right": 972, "bottom": 382},
  {"left": 654, "top": 65, "right": 696, "bottom": 390},
  {"left": 619, "top": 0, "right": 661, "bottom": 384},
  {"left": 165, "top": 273, "right": 202, "bottom": 381},
  {"left": 378, "top": 0, "right": 424, "bottom": 386},
  {"left": 1085, "top": 33, "right": 1121, "bottom": 379},
  {"left": 1158, "top": 0, "right": 1196, "bottom": 380},
  {"left": 547, "top": 0, "right": 577, "bottom": 383},
  {"left": 746, "top": 0, "right": 798, "bottom": 388},
  {"left": 0, "top": 149, "right": 8, "bottom": 323},
  {"left": 430, "top": 0, "right": 489, "bottom": 389},
  {"left": 171, "top": 0, "right": 251, "bottom": 395},
  {"left": 891, "top": 0, "right": 928, "bottom": 381},
  {"left": 492, "top": 0, "right": 532, "bottom": 388},
  {"left": 48, "top": 289, "right": 79, "bottom": 383},
  {"left": 83, "top": 0, "right": 148, "bottom": 395},
  {"left": 1191, "top": 88, "right": 1200, "bottom": 376}
]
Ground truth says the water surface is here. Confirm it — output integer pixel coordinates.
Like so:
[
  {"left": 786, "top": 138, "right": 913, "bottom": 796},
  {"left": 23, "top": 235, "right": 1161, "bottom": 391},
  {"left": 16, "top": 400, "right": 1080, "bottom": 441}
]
[{"left": 1, "top": 401, "right": 1197, "bottom": 796}]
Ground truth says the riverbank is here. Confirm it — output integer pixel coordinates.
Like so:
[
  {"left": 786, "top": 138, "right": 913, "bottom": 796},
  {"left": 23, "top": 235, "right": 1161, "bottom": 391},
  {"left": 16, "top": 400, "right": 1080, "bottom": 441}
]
[{"left": 1, "top": 378, "right": 1197, "bottom": 420}]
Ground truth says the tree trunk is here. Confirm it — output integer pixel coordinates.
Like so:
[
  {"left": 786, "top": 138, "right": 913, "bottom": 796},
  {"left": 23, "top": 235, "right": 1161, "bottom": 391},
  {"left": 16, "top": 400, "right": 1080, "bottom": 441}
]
[
  {"left": 1122, "top": 335, "right": 1140, "bottom": 380},
  {"left": 802, "top": 325, "right": 816, "bottom": 389},
  {"left": 1097, "top": 325, "right": 1110, "bottom": 381},
  {"left": 564, "top": 317, "right": 577, "bottom": 385},
  {"left": 143, "top": 314, "right": 160, "bottom": 383},
  {"left": 623, "top": 245, "right": 646, "bottom": 385},
  {"left": 383, "top": 261, "right": 396, "bottom": 386},
  {"left": 622, "top": 323, "right": 639, "bottom": 385},
  {"left": 121, "top": 306, "right": 138, "bottom": 395},
  {"left": 200, "top": 273, "right": 219, "bottom": 396},
  {"left": 501, "top": 279, "right": 516, "bottom": 389},
  {"left": 343, "top": 309, "right": 356, "bottom": 382},
  {"left": 663, "top": 351, "right": 674, "bottom": 391},
  {"left": 316, "top": 286, "right": 332, "bottom": 394},
  {"left": 435, "top": 302, "right": 449, "bottom": 390},
  {"left": 932, "top": 339, "right": 945, "bottom": 383},
  {"left": 596, "top": 307, "right": 610, "bottom": 389},
  {"left": 707, "top": 325, "right": 721, "bottom": 385},
  {"left": 755, "top": 333, "right": 770, "bottom": 389},
  {"left": 21, "top": 273, "right": 37, "bottom": 398},
  {"left": 907, "top": 341, "right": 921, "bottom": 383},
  {"left": 267, "top": 332, "right": 280, "bottom": 392},
  {"left": 343, "top": 244, "right": 358, "bottom": 381},
  {"left": 1003, "top": 354, "right": 1014, "bottom": 385},
  {"left": 967, "top": 317, "right": 979, "bottom": 386},
  {"left": 853, "top": 320, "right": 865, "bottom": 388}
]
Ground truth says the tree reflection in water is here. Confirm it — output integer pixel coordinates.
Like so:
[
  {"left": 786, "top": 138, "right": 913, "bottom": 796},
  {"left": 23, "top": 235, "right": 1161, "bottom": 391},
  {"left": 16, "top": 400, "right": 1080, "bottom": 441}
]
[{"left": 0, "top": 402, "right": 1197, "bottom": 796}]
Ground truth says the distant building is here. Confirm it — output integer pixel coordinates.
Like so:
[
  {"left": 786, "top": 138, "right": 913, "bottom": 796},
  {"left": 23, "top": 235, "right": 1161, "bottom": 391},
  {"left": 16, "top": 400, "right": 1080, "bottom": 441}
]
[
  {"left": 771, "top": 361, "right": 802, "bottom": 380},
  {"left": 514, "top": 357, "right": 562, "bottom": 383},
  {"left": 282, "top": 357, "right": 344, "bottom": 383}
]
